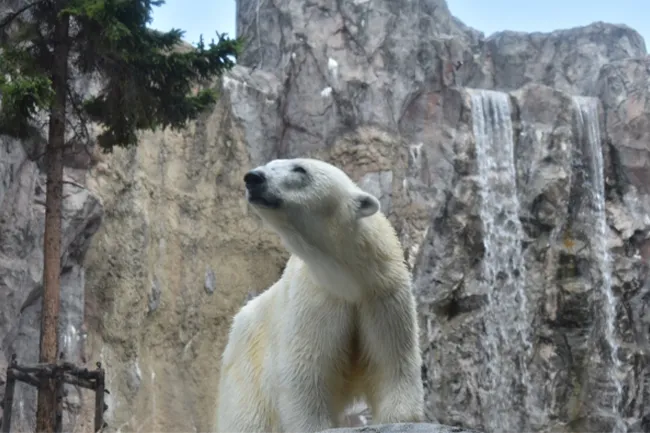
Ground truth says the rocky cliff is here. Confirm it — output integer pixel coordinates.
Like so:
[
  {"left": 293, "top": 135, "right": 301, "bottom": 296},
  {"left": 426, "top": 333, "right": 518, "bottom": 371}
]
[{"left": 1, "top": 0, "right": 650, "bottom": 432}]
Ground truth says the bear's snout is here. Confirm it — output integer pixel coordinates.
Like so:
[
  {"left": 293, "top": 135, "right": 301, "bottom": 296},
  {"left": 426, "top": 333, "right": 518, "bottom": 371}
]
[
  {"left": 244, "top": 169, "right": 282, "bottom": 208},
  {"left": 244, "top": 170, "right": 266, "bottom": 189}
]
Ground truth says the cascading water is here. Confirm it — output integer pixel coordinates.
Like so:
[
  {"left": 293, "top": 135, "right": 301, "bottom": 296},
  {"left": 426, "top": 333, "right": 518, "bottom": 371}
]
[
  {"left": 573, "top": 96, "right": 624, "bottom": 432},
  {"left": 469, "top": 89, "right": 532, "bottom": 432}
]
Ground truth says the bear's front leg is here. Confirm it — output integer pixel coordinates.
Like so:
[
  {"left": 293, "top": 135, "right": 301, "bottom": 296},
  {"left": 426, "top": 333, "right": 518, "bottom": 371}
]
[
  {"left": 359, "top": 290, "right": 425, "bottom": 423},
  {"left": 276, "top": 364, "right": 334, "bottom": 433},
  {"left": 275, "top": 299, "right": 354, "bottom": 432}
]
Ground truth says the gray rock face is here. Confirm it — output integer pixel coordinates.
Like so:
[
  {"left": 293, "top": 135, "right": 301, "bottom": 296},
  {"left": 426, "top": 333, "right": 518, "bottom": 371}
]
[
  {"left": 596, "top": 57, "right": 650, "bottom": 193},
  {"left": 2, "top": 0, "right": 650, "bottom": 432},
  {"left": 413, "top": 83, "right": 650, "bottom": 433},
  {"left": 236, "top": 0, "right": 478, "bottom": 159},
  {"left": 321, "top": 423, "right": 482, "bottom": 433},
  {"left": 479, "top": 22, "right": 647, "bottom": 94}
]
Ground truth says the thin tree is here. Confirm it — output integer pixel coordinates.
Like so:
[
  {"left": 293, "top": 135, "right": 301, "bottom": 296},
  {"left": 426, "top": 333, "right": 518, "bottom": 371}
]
[{"left": 0, "top": 1, "right": 241, "bottom": 431}]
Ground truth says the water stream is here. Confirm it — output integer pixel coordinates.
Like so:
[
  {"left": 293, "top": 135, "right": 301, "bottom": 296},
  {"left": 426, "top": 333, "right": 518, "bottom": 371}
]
[
  {"left": 573, "top": 96, "right": 624, "bottom": 432},
  {"left": 469, "top": 89, "right": 532, "bottom": 432}
]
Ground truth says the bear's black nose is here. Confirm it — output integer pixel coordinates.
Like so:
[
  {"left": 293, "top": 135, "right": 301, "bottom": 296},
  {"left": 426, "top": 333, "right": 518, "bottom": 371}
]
[{"left": 244, "top": 170, "right": 266, "bottom": 188}]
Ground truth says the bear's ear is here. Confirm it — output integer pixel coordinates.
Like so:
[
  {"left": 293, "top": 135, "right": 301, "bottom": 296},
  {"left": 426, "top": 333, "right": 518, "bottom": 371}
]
[{"left": 354, "top": 192, "right": 380, "bottom": 218}]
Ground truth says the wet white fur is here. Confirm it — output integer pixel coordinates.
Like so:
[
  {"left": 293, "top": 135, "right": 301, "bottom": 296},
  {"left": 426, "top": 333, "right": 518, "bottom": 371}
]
[{"left": 215, "top": 158, "right": 424, "bottom": 433}]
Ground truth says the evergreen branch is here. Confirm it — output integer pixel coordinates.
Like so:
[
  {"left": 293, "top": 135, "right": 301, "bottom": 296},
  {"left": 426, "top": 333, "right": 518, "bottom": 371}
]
[{"left": 66, "top": 83, "right": 92, "bottom": 142}]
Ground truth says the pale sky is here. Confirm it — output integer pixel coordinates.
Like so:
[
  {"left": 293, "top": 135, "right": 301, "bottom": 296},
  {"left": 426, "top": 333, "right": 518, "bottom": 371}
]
[{"left": 149, "top": 0, "right": 649, "bottom": 53}]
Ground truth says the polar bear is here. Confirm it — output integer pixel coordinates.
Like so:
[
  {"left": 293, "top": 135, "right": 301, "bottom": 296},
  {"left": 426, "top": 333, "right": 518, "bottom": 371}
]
[{"left": 215, "top": 158, "right": 424, "bottom": 433}]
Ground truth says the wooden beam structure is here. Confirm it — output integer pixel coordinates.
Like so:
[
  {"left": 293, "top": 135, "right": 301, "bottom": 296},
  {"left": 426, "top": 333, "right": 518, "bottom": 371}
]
[{"left": 1, "top": 355, "right": 108, "bottom": 433}]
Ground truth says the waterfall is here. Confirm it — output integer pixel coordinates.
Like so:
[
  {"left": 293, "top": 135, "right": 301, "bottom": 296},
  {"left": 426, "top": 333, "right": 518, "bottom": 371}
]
[
  {"left": 573, "top": 96, "right": 624, "bottom": 432},
  {"left": 469, "top": 89, "right": 532, "bottom": 432}
]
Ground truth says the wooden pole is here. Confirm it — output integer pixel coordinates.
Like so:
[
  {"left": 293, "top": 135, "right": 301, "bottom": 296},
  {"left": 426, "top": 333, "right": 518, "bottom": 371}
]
[
  {"left": 94, "top": 365, "right": 105, "bottom": 432},
  {"left": 54, "top": 365, "right": 64, "bottom": 433},
  {"left": 35, "top": 3, "right": 70, "bottom": 431},
  {"left": 1, "top": 369, "right": 16, "bottom": 433}
]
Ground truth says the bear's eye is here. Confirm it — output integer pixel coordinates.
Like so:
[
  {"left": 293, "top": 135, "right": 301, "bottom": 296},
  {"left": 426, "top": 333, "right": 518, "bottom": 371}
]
[{"left": 292, "top": 166, "right": 307, "bottom": 175}]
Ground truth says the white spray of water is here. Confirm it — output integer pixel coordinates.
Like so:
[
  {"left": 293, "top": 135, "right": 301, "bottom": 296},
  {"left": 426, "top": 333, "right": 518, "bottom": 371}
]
[
  {"left": 469, "top": 88, "right": 533, "bottom": 432},
  {"left": 573, "top": 96, "right": 624, "bottom": 432}
]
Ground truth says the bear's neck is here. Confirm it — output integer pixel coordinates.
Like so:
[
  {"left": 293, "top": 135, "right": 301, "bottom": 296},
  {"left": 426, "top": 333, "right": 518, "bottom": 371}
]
[{"left": 284, "top": 214, "right": 410, "bottom": 302}]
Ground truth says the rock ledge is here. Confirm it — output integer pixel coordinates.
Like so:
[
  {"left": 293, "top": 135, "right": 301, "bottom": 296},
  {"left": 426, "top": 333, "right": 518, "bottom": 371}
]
[{"left": 321, "top": 423, "right": 482, "bottom": 433}]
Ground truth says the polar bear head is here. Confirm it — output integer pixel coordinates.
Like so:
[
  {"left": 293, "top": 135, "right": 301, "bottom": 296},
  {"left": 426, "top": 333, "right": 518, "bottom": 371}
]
[{"left": 243, "top": 158, "right": 380, "bottom": 253}]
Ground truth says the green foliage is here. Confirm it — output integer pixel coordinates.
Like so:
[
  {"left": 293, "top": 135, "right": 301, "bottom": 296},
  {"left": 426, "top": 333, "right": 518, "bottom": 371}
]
[
  {"left": 0, "top": 65, "right": 54, "bottom": 138},
  {"left": 0, "top": 0, "right": 243, "bottom": 149}
]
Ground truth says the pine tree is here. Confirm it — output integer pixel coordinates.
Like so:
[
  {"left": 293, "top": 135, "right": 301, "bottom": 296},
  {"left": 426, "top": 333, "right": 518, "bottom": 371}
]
[{"left": 0, "top": 1, "right": 241, "bottom": 431}]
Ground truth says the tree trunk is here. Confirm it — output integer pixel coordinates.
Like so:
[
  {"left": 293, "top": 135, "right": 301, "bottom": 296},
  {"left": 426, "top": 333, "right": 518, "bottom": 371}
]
[{"left": 35, "top": 6, "right": 70, "bottom": 433}]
